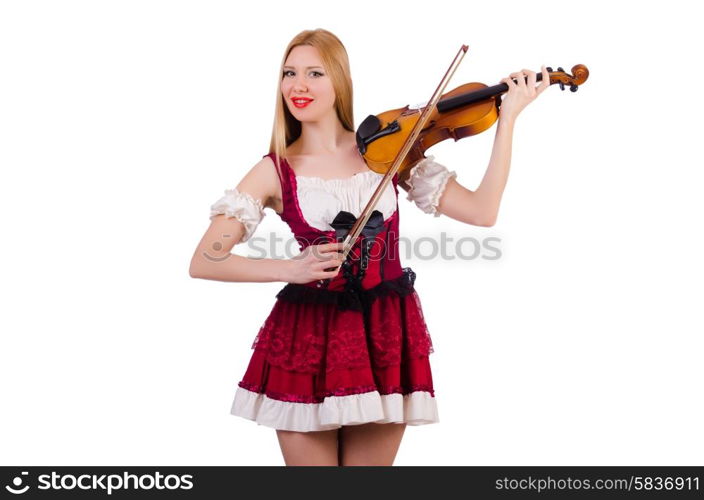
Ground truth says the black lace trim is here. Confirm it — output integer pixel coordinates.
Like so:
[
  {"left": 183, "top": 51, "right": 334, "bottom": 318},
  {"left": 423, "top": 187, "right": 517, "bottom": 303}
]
[{"left": 275, "top": 267, "right": 417, "bottom": 312}]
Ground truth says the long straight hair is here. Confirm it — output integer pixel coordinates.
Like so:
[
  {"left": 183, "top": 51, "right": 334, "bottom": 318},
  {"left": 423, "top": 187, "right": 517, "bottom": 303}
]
[{"left": 269, "top": 29, "right": 355, "bottom": 178}]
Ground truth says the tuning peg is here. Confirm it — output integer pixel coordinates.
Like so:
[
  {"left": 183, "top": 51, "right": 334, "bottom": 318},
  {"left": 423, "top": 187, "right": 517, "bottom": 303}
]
[
  {"left": 570, "top": 84, "right": 578, "bottom": 92},
  {"left": 557, "top": 66, "right": 564, "bottom": 72},
  {"left": 559, "top": 81, "right": 565, "bottom": 91},
  {"left": 546, "top": 66, "right": 553, "bottom": 72}
]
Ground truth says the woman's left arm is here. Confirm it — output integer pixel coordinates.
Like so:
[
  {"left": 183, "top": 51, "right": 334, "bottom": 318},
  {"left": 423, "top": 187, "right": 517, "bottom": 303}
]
[{"left": 412, "top": 65, "right": 550, "bottom": 227}]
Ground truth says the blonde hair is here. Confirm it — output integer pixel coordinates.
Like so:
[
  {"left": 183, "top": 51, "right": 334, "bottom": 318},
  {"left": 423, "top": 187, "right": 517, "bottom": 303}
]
[{"left": 268, "top": 28, "right": 354, "bottom": 177}]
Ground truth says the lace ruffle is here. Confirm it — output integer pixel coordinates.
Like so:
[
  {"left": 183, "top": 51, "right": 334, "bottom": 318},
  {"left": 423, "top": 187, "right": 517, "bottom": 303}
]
[
  {"left": 295, "top": 170, "right": 397, "bottom": 232},
  {"left": 405, "top": 155, "right": 457, "bottom": 217},
  {"left": 209, "top": 187, "right": 265, "bottom": 242}
]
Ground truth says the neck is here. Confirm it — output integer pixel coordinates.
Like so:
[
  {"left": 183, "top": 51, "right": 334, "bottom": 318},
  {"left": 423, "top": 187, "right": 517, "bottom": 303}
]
[{"left": 294, "top": 112, "right": 352, "bottom": 156}]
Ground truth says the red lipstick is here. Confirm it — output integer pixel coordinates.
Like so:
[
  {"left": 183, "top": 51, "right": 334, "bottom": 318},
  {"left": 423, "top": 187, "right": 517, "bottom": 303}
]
[{"left": 292, "top": 97, "right": 314, "bottom": 108}]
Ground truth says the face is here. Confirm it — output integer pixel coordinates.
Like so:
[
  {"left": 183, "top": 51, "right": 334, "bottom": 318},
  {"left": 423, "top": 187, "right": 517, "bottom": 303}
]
[{"left": 281, "top": 45, "right": 336, "bottom": 122}]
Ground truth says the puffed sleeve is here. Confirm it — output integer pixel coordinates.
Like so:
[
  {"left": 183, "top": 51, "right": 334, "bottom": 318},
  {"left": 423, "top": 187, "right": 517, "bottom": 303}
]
[
  {"left": 405, "top": 155, "right": 457, "bottom": 217},
  {"left": 209, "top": 187, "right": 265, "bottom": 242}
]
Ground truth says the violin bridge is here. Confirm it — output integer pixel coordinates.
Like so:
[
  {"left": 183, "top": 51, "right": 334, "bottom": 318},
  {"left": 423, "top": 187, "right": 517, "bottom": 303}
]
[{"left": 408, "top": 100, "right": 428, "bottom": 111}]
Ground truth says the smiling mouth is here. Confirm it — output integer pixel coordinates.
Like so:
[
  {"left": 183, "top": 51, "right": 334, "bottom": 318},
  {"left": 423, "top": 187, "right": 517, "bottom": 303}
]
[{"left": 292, "top": 98, "right": 314, "bottom": 108}]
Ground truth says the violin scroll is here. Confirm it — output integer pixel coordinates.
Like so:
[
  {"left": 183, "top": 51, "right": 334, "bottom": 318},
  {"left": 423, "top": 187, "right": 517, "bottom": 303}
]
[{"left": 545, "top": 64, "right": 589, "bottom": 92}]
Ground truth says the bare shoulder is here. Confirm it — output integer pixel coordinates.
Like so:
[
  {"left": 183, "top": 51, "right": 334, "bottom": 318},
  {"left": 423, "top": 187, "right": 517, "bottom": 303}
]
[{"left": 235, "top": 155, "right": 283, "bottom": 214}]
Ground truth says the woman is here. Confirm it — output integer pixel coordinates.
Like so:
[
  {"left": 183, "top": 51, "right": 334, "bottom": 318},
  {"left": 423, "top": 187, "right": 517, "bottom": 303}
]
[{"left": 189, "top": 28, "right": 549, "bottom": 466}]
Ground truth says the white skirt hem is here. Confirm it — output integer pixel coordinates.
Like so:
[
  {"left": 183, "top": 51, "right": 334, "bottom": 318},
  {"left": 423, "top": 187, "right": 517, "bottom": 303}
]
[{"left": 230, "top": 386, "right": 439, "bottom": 432}]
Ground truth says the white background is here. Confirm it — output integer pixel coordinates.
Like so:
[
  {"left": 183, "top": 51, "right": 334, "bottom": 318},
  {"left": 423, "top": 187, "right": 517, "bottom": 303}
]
[{"left": 1, "top": 0, "right": 702, "bottom": 466}]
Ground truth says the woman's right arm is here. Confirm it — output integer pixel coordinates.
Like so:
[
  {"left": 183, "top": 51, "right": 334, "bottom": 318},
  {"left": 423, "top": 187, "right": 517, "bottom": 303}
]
[
  {"left": 189, "top": 156, "right": 286, "bottom": 282},
  {"left": 189, "top": 157, "right": 344, "bottom": 283}
]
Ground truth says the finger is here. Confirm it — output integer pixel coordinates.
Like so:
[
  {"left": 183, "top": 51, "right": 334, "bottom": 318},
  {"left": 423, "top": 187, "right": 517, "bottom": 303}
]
[
  {"left": 315, "top": 271, "right": 335, "bottom": 280},
  {"left": 513, "top": 71, "right": 526, "bottom": 88},
  {"left": 539, "top": 64, "right": 550, "bottom": 93},
  {"left": 320, "top": 264, "right": 341, "bottom": 277},
  {"left": 322, "top": 254, "right": 343, "bottom": 265},
  {"left": 323, "top": 241, "right": 344, "bottom": 250},
  {"left": 524, "top": 69, "right": 536, "bottom": 88},
  {"left": 317, "top": 257, "right": 342, "bottom": 269},
  {"left": 523, "top": 69, "right": 537, "bottom": 97},
  {"left": 315, "top": 259, "right": 332, "bottom": 270},
  {"left": 324, "top": 263, "right": 341, "bottom": 273},
  {"left": 324, "top": 268, "right": 339, "bottom": 279},
  {"left": 317, "top": 266, "right": 337, "bottom": 277},
  {"left": 316, "top": 241, "right": 344, "bottom": 256}
]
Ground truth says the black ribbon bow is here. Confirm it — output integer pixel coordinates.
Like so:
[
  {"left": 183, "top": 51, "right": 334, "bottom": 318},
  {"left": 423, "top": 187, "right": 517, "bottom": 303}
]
[{"left": 329, "top": 209, "right": 385, "bottom": 284}]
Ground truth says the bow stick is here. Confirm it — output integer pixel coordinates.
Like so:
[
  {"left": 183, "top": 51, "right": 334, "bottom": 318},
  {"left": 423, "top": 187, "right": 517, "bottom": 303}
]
[{"left": 321, "top": 44, "right": 469, "bottom": 284}]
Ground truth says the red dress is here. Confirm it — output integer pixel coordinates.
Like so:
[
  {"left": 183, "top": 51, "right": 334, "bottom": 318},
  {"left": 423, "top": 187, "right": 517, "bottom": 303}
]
[{"left": 231, "top": 152, "right": 438, "bottom": 432}]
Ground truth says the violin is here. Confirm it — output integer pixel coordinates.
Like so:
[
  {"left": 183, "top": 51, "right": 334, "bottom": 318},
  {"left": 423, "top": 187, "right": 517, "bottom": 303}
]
[
  {"left": 356, "top": 64, "right": 589, "bottom": 185},
  {"left": 321, "top": 50, "right": 589, "bottom": 284}
]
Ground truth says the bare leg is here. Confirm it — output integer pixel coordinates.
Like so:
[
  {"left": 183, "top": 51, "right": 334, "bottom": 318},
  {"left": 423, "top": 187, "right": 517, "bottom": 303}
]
[
  {"left": 339, "top": 422, "right": 407, "bottom": 466},
  {"left": 275, "top": 428, "right": 339, "bottom": 466}
]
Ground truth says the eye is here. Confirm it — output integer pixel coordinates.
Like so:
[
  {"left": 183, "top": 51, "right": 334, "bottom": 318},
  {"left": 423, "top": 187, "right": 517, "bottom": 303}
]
[{"left": 282, "top": 70, "right": 324, "bottom": 78}]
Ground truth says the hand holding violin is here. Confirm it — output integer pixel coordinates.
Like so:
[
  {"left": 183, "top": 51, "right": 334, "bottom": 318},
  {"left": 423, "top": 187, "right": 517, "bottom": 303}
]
[
  {"left": 356, "top": 62, "right": 588, "bottom": 179},
  {"left": 498, "top": 65, "right": 551, "bottom": 123}
]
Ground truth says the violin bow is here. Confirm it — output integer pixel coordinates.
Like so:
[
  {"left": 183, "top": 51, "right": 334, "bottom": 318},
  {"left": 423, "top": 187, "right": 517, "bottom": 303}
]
[{"left": 337, "top": 44, "right": 469, "bottom": 263}]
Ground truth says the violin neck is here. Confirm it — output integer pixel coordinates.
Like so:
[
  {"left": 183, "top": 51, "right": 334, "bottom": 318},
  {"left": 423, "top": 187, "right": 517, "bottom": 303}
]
[{"left": 437, "top": 72, "right": 544, "bottom": 113}]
